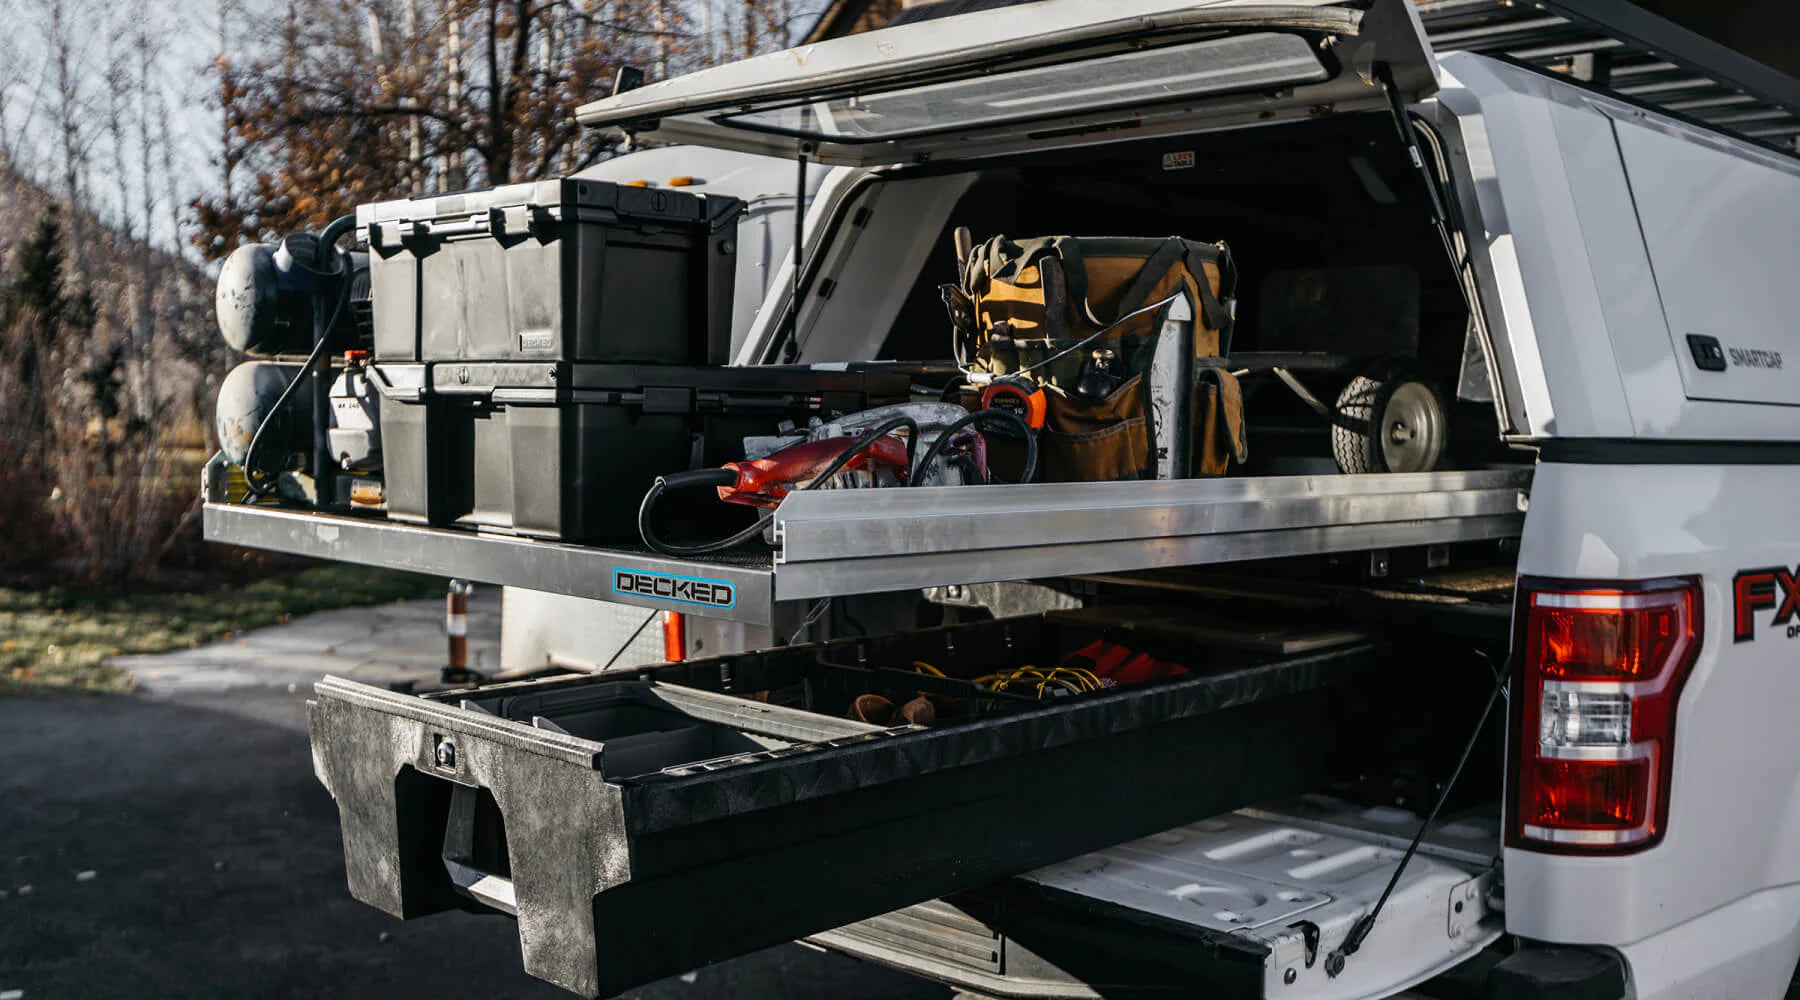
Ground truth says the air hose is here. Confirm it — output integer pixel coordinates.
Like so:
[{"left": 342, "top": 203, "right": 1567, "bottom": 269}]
[{"left": 639, "top": 409, "right": 1036, "bottom": 556}]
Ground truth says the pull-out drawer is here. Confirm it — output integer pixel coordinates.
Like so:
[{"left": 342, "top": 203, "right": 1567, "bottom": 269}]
[{"left": 307, "top": 611, "right": 1375, "bottom": 997}]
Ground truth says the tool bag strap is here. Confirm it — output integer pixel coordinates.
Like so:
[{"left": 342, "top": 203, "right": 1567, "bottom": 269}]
[
  {"left": 1169, "top": 240, "right": 1233, "bottom": 337},
  {"left": 1110, "top": 237, "right": 1190, "bottom": 321},
  {"left": 969, "top": 235, "right": 1233, "bottom": 337}
]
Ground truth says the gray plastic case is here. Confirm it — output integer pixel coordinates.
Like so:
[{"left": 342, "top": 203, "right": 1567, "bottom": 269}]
[{"left": 358, "top": 178, "right": 741, "bottom": 364}]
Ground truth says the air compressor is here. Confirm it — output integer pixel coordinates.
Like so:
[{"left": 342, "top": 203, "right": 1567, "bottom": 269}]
[{"left": 212, "top": 220, "right": 382, "bottom": 507}]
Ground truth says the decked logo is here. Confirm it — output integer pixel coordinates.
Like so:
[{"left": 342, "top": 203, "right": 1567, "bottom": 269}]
[
  {"left": 1733, "top": 565, "right": 1800, "bottom": 642},
  {"left": 612, "top": 568, "right": 736, "bottom": 609}
]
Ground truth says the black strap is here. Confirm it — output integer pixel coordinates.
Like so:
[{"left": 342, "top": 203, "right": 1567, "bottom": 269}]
[
  {"left": 1046, "top": 237, "right": 1087, "bottom": 319},
  {"left": 1041, "top": 255, "right": 1072, "bottom": 341},
  {"left": 1184, "top": 242, "right": 1233, "bottom": 334},
  {"left": 1111, "top": 237, "right": 1189, "bottom": 320}
]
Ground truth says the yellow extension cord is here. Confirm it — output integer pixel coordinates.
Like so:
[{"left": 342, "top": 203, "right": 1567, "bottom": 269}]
[{"left": 914, "top": 660, "right": 1104, "bottom": 698}]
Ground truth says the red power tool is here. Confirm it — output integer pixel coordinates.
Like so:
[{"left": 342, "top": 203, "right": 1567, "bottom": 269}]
[{"left": 715, "top": 433, "right": 912, "bottom": 509}]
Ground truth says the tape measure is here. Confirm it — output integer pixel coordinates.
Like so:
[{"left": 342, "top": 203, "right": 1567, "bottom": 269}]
[{"left": 979, "top": 376, "right": 1047, "bottom": 430}]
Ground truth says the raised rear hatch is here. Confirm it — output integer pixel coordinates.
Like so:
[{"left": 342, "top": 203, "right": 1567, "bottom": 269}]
[{"left": 575, "top": 0, "right": 1440, "bottom": 167}]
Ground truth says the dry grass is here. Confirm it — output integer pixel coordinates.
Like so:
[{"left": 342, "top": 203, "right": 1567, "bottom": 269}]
[{"left": 0, "top": 564, "right": 446, "bottom": 695}]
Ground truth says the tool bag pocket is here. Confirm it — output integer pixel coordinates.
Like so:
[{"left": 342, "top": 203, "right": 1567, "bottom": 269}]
[
  {"left": 1195, "top": 365, "right": 1250, "bottom": 476},
  {"left": 1038, "top": 376, "right": 1151, "bottom": 483},
  {"left": 1032, "top": 368, "right": 1249, "bottom": 481}
]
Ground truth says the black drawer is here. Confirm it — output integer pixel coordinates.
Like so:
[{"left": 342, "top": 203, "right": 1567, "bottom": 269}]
[{"left": 307, "top": 611, "right": 1373, "bottom": 997}]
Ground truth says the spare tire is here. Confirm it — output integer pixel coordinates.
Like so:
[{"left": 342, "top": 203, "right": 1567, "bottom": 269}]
[{"left": 1331, "top": 367, "right": 1448, "bottom": 474}]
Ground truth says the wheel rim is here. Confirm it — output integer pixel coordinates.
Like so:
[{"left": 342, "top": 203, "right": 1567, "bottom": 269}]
[{"left": 1378, "top": 381, "right": 1445, "bottom": 473}]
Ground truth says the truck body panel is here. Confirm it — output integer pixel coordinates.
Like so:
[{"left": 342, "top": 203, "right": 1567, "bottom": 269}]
[
  {"left": 1508, "top": 462, "right": 1800, "bottom": 967},
  {"left": 574, "top": 0, "right": 1437, "bottom": 167},
  {"left": 1436, "top": 53, "right": 1800, "bottom": 443}
]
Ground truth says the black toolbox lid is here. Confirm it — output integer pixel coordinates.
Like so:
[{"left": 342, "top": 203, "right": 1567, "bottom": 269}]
[{"left": 356, "top": 178, "right": 740, "bottom": 252}]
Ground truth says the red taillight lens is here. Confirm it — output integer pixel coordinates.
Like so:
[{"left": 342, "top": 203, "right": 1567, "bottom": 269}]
[
  {"left": 1527, "top": 591, "right": 1690, "bottom": 681},
  {"left": 661, "top": 611, "right": 687, "bottom": 662},
  {"left": 1518, "top": 757, "right": 1652, "bottom": 831},
  {"left": 1509, "top": 578, "right": 1701, "bottom": 853}
]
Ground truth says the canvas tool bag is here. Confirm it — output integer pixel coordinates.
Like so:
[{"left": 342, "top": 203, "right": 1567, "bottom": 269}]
[{"left": 949, "top": 235, "right": 1248, "bottom": 480}]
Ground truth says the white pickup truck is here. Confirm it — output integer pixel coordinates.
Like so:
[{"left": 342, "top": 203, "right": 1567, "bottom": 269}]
[{"left": 205, "top": 1, "right": 1800, "bottom": 998}]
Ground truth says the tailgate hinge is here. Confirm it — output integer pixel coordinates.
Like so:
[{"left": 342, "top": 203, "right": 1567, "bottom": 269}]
[{"left": 1447, "top": 870, "right": 1497, "bottom": 942}]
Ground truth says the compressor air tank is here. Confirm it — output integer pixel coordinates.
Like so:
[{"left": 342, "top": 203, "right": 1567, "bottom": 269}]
[
  {"left": 215, "top": 360, "right": 311, "bottom": 474},
  {"left": 215, "top": 234, "right": 370, "bottom": 356}
]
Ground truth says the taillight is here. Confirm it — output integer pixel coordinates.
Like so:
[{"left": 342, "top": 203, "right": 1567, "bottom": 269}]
[
  {"left": 661, "top": 611, "right": 687, "bottom": 662},
  {"left": 1509, "top": 578, "right": 1702, "bottom": 853}
]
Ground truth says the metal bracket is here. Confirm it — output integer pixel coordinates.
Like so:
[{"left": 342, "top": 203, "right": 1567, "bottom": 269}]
[
  {"left": 1446, "top": 870, "right": 1497, "bottom": 940},
  {"left": 1368, "top": 549, "right": 1392, "bottom": 579},
  {"left": 922, "top": 581, "right": 1083, "bottom": 619}
]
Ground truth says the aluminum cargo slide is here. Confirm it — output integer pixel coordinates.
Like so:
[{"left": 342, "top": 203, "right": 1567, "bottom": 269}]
[
  {"left": 307, "top": 611, "right": 1376, "bottom": 997},
  {"left": 204, "top": 468, "right": 1531, "bottom": 626}
]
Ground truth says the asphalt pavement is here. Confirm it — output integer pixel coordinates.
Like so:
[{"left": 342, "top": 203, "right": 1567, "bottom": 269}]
[{"left": 0, "top": 589, "right": 951, "bottom": 1000}]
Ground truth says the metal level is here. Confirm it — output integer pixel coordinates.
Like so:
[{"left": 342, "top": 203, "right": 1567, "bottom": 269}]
[
  {"left": 1419, "top": 0, "right": 1800, "bottom": 156},
  {"left": 204, "top": 468, "right": 1531, "bottom": 627}
]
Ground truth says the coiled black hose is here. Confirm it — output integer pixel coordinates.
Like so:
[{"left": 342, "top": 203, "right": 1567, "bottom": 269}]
[{"left": 912, "top": 408, "right": 1036, "bottom": 486}]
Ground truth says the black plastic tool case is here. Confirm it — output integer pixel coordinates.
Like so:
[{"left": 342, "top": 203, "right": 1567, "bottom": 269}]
[
  {"left": 308, "top": 611, "right": 1374, "bottom": 997},
  {"left": 374, "top": 362, "right": 912, "bottom": 541},
  {"left": 358, "top": 178, "right": 741, "bottom": 364}
]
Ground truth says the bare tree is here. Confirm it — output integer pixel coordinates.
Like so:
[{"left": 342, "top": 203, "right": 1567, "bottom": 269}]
[
  {"left": 44, "top": 0, "right": 92, "bottom": 274},
  {"left": 193, "top": 0, "right": 666, "bottom": 249},
  {"left": 134, "top": 23, "right": 164, "bottom": 411},
  {"left": 0, "top": 0, "right": 21, "bottom": 172}
]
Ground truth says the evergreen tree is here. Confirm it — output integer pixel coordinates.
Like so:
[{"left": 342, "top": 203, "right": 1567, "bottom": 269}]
[
  {"left": 8, "top": 206, "right": 70, "bottom": 333},
  {"left": 3, "top": 206, "right": 73, "bottom": 461}
]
